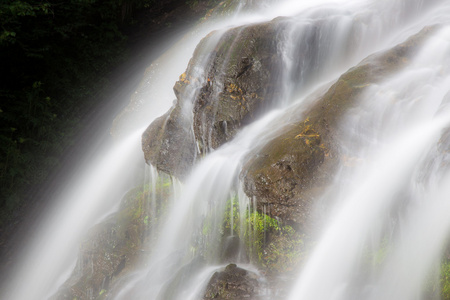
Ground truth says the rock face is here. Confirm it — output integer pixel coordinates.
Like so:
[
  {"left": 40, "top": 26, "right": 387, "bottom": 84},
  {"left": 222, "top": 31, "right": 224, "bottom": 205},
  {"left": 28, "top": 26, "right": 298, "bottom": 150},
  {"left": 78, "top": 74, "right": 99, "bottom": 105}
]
[
  {"left": 142, "top": 104, "right": 197, "bottom": 179},
  {"left": 240, "top": 26, "right": 438, "bottom": 232},
  {"left": 190, "top": 20, "right": 285, "bottom": 154},
  {"left": 202, "top": 264, "right": 259, "bottom": 300},
  {"left": 142, "top": 18, "right": 288, "bottom": 177}
]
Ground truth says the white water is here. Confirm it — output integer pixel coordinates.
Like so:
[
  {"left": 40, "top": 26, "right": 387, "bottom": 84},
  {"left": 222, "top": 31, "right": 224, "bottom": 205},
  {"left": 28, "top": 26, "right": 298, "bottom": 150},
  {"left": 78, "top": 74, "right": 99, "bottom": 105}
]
[{"left": 3, "top": 0, "right": 450, "bottom": 299}]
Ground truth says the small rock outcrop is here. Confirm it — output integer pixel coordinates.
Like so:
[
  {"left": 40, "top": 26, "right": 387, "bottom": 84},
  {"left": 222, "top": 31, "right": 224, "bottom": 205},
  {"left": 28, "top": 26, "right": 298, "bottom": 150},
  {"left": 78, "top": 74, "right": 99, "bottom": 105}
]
[
  {"left": 142, "top": 104, "right": 197, "bottom": 179},
  {"left": 202, "top": 264, "right": 259, "bottom": 300}
]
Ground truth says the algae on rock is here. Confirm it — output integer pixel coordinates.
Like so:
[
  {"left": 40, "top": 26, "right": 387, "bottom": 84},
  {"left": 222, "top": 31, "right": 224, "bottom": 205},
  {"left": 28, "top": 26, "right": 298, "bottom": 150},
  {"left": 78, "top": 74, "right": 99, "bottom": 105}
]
[{"left": 219, "top": 196, "right": 305, "bottom": 274}]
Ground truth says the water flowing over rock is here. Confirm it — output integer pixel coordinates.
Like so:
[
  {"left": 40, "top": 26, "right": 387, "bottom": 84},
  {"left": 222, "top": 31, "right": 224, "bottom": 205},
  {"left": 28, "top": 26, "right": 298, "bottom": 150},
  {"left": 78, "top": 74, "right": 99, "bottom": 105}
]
[
  {"left": 51, "top": 179, "right": 172, "bottom": 300},
  {"left": 142, "top": 17, "right": 292, "bottom": 176},
  {"left": 142, "top": 104, "right": 197, "bottom": 179},
  {"left": 190, "top": 20, "right": 286, "bottom": 154},
  {"left": 240, "top": 25, "right": 439, "bottom": 232},
  {"left": 202, "top": 264, "right": 260, "bottom": 300}
]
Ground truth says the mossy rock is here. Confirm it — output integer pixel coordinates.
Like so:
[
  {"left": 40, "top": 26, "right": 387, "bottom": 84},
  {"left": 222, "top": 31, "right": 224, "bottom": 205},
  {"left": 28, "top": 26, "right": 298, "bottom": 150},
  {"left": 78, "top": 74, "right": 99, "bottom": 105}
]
[
  {"left": 51, "top": 179, "right": 172, "bottom": 300},
  {"left": 240, "top": 25, "right": 439, "bottom": 233},
  {"left": 221, "top": 197, "right": 305, "bottom": 274}
]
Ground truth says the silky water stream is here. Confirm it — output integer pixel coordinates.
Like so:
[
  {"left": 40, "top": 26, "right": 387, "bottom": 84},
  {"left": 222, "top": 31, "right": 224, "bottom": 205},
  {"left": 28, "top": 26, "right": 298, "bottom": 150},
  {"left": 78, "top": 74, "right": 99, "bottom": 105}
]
[{"left": 2, "top": 0, "right": 450, "bottom": 299}]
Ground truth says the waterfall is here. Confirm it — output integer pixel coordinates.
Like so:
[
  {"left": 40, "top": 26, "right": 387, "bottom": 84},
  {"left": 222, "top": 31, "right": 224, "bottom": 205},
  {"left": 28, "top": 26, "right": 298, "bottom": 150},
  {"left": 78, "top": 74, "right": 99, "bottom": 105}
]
[{"left": 3, "top": 0, "right": 450, "bottom": 299}]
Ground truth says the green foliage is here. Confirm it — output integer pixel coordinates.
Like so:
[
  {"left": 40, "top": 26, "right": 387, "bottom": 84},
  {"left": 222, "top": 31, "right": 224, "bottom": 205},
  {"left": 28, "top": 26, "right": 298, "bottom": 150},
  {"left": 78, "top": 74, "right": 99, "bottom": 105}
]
[
  {"left": 222, "top": 196, "right": 240, "bottom": 235},
  {"left": 441, "top": 260, "right": 450, "bottom": 300},
  {"left": 422, "top": 258, "right": 450, "bottom": 300},
  {"left": 220, "top": 196, "right": 304, "bottom": 272},
  {"left": 243, "top": 210, "right": 304, "bottom": 271},
  {"left": 244, "top": 210, "right": 280, "bottom": 261},
  {"left": 243, "top": 209, "right": 305, "bottom": 272}
]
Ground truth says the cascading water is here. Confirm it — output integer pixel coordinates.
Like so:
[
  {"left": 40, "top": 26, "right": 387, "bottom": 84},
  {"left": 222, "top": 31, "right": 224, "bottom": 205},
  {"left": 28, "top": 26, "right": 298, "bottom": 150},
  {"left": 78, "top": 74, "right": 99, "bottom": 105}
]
[
  {"left": 287, "top": 24, "right": 450, "bottom": 300},
  {"left": 3, "top": 0, "right": 450, "bottom": 299}
]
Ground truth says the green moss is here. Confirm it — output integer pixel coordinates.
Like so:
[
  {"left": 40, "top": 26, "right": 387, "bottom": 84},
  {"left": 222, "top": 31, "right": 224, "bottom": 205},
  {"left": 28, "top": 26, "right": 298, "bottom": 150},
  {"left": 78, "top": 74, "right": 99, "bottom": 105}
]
[
  {"left": 218, "top": 196, "right": 304, "bottom": 272},
  {"left": 243, "top": 210, "right": 305, "bottom": 272},
  {"left": 245, "top": 210, "right": 279, "bottom": 261},
  {"left": 441, "top": 260, "right": 450, "bottom": 299},
  {"left": 422, "top": 257, "right": 450, "bottom": 299}
]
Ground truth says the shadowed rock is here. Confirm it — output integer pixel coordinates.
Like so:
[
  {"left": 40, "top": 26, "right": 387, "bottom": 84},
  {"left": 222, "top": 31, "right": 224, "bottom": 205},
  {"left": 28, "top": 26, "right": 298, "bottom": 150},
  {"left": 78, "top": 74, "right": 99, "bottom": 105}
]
[
  {"left": 142, "top": 18, "right": 289, "bottom": 177},
  {"left": 142, "top": 103, "right": 197, "bottom": 179}
]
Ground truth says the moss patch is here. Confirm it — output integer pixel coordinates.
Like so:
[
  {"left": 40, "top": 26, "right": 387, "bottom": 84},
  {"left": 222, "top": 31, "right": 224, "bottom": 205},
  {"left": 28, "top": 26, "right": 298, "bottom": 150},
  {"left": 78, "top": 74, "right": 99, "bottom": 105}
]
[{"left": 220, "top": 197, "right": 305, "bottom": 273}]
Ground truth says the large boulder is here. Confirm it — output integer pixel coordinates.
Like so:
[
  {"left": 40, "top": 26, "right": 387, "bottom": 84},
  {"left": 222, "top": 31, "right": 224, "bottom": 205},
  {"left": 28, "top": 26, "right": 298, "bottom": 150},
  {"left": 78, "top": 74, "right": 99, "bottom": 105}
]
[
  {"left": 142, "top": 18, "right": 288, "bottom": 177},
  {"left": 240, "top": 26, "right": 438, "bottom": 233}
]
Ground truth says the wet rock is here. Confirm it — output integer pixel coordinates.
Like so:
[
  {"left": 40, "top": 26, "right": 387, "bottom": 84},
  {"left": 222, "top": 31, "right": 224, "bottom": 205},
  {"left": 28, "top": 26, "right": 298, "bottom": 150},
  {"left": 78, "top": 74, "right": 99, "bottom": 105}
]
[
  {"left": 240, "top": 26, "right": 439, "bottom": 233},
  {"left": 142, "top": 18, "right": 288, "bottom": 177},
  {"left": 202, "top": 264, "right": 259, "bottom": 300},
  {"left": 142, "top": 103, "right": 197, "bottom": 179},
  {"left": 191, "top": 20, "right": 285, "bottom": 154},
  {"left": 51, "top": 180, "right": 172, "bottom": 300}
]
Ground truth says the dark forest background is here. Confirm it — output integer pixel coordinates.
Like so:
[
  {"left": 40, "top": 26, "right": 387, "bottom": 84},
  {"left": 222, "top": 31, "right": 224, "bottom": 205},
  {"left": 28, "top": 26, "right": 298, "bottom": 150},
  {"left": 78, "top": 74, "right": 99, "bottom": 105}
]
[{"left": 0, "top": 0, "right": 218, "bottom": 226}]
